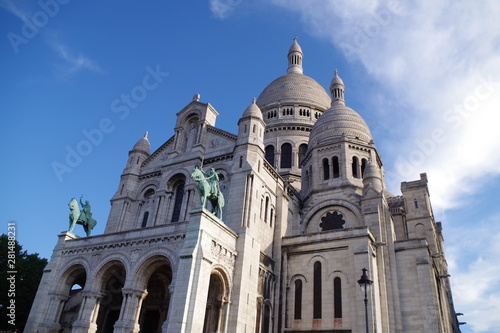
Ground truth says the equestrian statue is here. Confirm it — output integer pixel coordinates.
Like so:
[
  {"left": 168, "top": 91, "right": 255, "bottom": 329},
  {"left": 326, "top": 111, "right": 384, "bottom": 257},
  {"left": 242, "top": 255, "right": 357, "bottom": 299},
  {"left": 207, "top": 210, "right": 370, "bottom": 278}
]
[
  {"left": 191, "top": 165, "right": 225, "bottom": 220},
  {"left": 68, "top": 196, "right": 97, "bottom": 236}
]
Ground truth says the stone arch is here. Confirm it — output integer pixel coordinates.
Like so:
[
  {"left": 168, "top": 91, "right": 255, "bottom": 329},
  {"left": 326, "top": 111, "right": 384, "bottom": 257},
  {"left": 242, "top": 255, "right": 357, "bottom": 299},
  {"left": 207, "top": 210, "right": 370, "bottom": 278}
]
[
  {"left": 52, "top": 263, "right": 88, "bottom": 331},
  {"left": 202, "top": 267, "right": 231, "bottom": 333},
  {"left": 328, "top": 270, "right": 350, "bottom": 284},
  {"left": 132, "top": 254, "right": 175, "bottom": 291},
  {"left": 290, "top": 273, "right": 308, "bottom": 285},
  {"left": 93, "top": 260, "right": 127, "bottom": 332},
  {"left": 134, "top": 255, "right": 173, "bottom": 333},
  {"left": 138, "top": 181, "right": 159, "bottom": 198},
  {"left": 54, "top": 258, "right": 91, "bottom": 289}
]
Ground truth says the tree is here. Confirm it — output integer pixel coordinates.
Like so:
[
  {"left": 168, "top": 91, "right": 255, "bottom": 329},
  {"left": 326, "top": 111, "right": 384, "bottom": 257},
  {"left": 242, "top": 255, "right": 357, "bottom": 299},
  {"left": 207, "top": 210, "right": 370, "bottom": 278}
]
[{"left": 0, "top": 231, "right": 48, "bottom": 332}]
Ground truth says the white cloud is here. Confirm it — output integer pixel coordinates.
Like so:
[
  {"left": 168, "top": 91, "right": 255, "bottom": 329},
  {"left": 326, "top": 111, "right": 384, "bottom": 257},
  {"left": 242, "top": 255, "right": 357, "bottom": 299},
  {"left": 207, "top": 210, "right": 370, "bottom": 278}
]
[
  {"left": 0, "top": 0, "right": 30, "bottom": 21},
  {"left": 209, "top": 0, "right": 241, "bottom": 19},
  {"left": 46, "top": 39, "right": 103, "bottom": 76},
  {"left": 446, "top": 216, "right": 500, "bottom": 332},
  {"left": 53, "top": 43, "right": 103, "bottom": 75}
]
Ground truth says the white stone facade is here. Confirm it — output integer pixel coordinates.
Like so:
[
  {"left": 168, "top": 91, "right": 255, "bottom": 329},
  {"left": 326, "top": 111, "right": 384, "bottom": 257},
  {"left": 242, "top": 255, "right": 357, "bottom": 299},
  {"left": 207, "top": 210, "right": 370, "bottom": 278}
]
[{"left": 26, "top": 40, "right": 461, "bottom": 333}]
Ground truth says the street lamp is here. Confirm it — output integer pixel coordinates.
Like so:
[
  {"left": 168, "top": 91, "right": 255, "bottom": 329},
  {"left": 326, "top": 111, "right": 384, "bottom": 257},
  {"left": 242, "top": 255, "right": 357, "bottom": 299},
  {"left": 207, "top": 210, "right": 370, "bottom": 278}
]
[{"left": 357, "top": 268, "right": 373, "bottom": 333}]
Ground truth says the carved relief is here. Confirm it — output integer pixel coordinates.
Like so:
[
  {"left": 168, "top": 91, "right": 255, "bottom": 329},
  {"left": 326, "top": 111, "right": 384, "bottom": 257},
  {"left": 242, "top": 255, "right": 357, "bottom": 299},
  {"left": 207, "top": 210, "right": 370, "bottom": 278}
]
[{"left": 211, "top": 240, "right": 236, "bottom": 269}]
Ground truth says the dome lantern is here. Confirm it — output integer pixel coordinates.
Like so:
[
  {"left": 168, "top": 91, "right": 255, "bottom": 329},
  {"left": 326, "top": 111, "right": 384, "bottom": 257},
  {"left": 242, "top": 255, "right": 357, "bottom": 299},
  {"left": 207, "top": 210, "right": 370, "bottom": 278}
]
[
  {"left": 287, "top": 37, "right": 303, "bottom": 74},
  {"left": 330, "top": 69, "right": 345, "bottom": 105}
]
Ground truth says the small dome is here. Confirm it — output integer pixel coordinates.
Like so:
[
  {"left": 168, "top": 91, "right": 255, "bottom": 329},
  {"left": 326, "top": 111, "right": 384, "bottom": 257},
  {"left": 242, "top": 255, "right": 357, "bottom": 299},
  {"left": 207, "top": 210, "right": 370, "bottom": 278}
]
[
  {"left": 288, "top": 38, "right": 302, "bottom": 54},
  {"left": 256, "top": 73, "right": 331, "bottom": 111},
  {"left": 132, "top": 132, "right": 150, "bottom": 154},
  {"left": 330, "top": 69, "right": 344, "bottom": 86},
  {"left": 309, "top": 104, "right": 373, "bottom": 146},
  {"left": 242, "top": 98, "right": 263, "bottom": 119}
]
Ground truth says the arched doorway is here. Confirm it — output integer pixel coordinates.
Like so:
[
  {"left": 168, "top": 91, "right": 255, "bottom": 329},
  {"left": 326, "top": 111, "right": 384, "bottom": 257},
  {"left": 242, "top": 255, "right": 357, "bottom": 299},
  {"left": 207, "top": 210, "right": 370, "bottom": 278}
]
[
  {"left": 203, "top": 273, "right": 227, "bottom": 333},
  {"left": 58, "top": 265, "right": 87, "bottom": 332},
  {"left": 96, "top": 261, "right": 126, "bottom": 333},
  {"left": 138, "top": 262, "right": 172, "bottom": 332}
]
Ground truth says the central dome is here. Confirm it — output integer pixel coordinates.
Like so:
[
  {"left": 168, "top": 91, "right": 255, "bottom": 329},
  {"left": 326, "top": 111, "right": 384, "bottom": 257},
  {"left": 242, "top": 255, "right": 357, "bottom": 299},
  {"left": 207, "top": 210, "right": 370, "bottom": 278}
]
[{"left": 256, "top": 73, "right": 331, "bottom": 111}]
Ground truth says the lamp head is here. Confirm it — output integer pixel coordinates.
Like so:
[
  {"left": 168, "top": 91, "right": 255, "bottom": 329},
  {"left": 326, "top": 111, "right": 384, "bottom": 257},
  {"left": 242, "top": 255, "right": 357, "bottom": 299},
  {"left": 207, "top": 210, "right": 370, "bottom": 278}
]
[{"left": 357, "top": 268, "right": 373, "bottom": 287}]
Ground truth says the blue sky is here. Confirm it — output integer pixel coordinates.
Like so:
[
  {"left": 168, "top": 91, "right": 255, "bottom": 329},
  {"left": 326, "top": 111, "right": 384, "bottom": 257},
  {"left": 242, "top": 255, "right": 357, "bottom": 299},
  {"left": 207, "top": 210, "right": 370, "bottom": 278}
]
[{"left": 1, "top": 1, "right": 499, "bottom": 331}]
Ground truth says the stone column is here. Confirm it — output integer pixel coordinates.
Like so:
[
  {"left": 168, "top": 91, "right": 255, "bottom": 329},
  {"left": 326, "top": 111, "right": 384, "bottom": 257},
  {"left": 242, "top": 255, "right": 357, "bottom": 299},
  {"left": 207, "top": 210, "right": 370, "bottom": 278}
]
[
  {"left": 113, "top": 288, "right": 148, "bottom": 333},
  {"left": 292, "top": 147, "right": 298, "bottom": 169},
  {"left": 38, "top": 292, "right": 68, "bottom": 333},
  {"left": 161, "top": 281, "right": 176, "bottom": 332},
  {"left": 71, "top": 291, "right": 104, "bottom": 333}
]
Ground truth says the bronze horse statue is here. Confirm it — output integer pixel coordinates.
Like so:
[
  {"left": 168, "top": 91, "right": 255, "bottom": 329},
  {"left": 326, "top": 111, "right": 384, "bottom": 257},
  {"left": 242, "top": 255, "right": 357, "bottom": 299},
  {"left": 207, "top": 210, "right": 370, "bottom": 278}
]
[
  {"left": 191, "top": 166, "right": 224, "bottom": 220},
  {"left": 68, "top": 197, "right": 97, "bottom": 236}
]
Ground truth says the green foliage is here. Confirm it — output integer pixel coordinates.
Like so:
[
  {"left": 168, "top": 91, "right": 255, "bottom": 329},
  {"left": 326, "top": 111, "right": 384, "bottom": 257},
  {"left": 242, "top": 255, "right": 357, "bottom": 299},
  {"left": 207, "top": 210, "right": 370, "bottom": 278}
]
[{"left": 0, "top": 232, "right": 48, "bottom": 332}]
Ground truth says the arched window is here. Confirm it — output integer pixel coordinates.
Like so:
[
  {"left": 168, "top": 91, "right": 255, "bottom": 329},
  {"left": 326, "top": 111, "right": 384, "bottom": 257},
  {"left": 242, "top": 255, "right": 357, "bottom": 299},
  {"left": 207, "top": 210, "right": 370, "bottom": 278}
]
[
  {"left": 332, "top": 156, "right": 340, "bottom": 178},
  {"left": 144, "top": 188, "right": 155, "bottom": 199},
  {"left": 313, "top": 261, "right": 322, "bottom": 319},
  {"left": 298, "top": 144, "right": 308, "bottom": 168},
  {"left": 171, "top": 180, "right": 185, "bottom": 222},
  {"left": 280, "top": 143, "right": 292, "bottom": 168},
  {"left": 294, "top": 279, "right": 302, "bottom": 320},
  {"left": 361, "top": 158, "right": 367, "bottom": 177},
  {"left": 141, "top": 211, "right": 149, "bottom": 228},
  {"left": 270, "top": 208, "right": 274, "bottom": 228},
  {"left": 264, "top": 197, "right": 269, "bottom": 223},
  {"left": 265, "top": 145, "right": 275, "bottom": 167},
  {"left": 203, "top": 274, "right": 225, "bottom": 333},
  {"left": 352, "top": 156, "right": 359, "bottom": 178},
  {"left": 323, "top": 158, "right": 330, "bottom": 180},
  {"left": 334, "top": 277, "right": 342, "bottom": 318}
]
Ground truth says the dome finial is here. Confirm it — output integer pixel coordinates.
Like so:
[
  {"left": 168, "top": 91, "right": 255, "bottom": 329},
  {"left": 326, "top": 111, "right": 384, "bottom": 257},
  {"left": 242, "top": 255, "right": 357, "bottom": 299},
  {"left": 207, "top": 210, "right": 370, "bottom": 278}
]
[
  {"left": 287, "top": 37, "right": 303, "bottom": 74},
  {"left": 144, "top": 131, "right": 149, "bottom": 139},
  {"left": 330, "top": 69, "right": 345, "bottom": 105}
]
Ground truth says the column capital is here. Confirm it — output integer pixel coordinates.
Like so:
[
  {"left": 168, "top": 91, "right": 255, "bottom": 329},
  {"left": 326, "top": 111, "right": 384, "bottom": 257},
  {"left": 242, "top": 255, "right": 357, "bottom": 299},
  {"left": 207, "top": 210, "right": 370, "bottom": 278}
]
[{"left": 122, "top": 288, "right": 148, "bottom": 299}]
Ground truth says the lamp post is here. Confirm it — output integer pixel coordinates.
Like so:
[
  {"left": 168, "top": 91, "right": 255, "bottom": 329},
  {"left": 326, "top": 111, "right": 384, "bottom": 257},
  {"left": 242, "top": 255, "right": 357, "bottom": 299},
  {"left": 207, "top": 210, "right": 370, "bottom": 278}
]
[{"left": 357, "top": 268, "right": 373, "bottom": 333}]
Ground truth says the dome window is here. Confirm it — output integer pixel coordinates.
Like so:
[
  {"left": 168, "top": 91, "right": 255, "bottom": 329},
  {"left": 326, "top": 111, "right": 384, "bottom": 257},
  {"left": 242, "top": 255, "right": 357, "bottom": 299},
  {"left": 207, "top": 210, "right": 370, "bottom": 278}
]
[
  {"left": 280, "top": 143, "right": 292, "bottom": 168},
  {"left": 322, "top": 158, "right": 330, "bottom": 180},
  {"left": 265, "top": 145, "right": 275, "bottom": 167},
  {"left": 332, "top": 156, "right": 340, "bottom": 178},
  {"left": 352, "top": 156, "right": 360, "bottom": 178}
]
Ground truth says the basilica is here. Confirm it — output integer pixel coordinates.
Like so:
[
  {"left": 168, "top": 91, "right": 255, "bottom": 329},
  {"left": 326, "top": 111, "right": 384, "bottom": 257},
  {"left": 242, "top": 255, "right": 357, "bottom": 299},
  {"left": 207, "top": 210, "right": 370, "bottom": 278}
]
[{"left": 26, "top": 39, "right": 461, "bottom": 332}]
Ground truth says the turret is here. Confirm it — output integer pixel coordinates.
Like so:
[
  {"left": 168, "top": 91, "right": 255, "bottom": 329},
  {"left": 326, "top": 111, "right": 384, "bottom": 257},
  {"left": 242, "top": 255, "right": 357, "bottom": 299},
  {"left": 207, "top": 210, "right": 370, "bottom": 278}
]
[
  {"left": 237, "top": 98, "right": 265, "bottom": 151},
  {"left": 124, "top": 132, "right": 150, "bottom": 174},
  {"left": 362, "top": 160, "right": 383, "bottom": 193}
]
